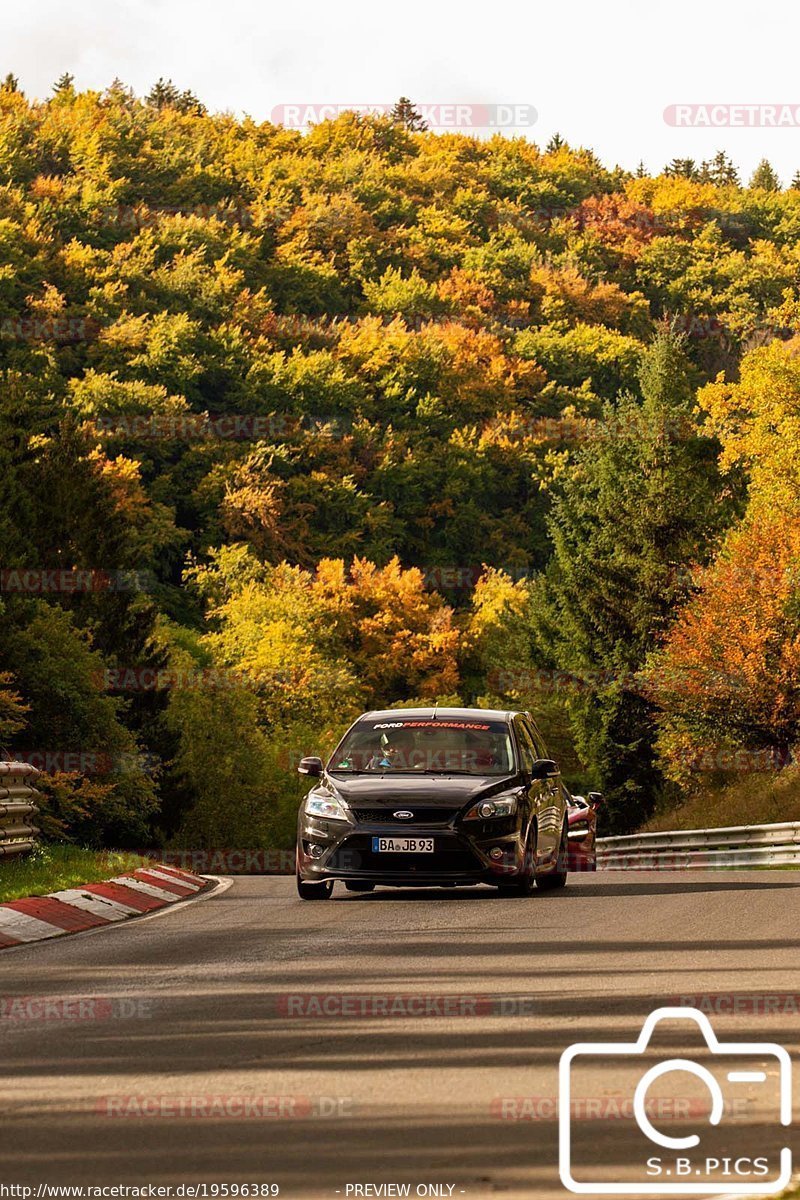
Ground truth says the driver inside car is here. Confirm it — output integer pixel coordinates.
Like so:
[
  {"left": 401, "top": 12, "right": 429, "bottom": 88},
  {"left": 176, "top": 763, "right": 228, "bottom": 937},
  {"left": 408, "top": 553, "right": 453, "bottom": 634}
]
[{"left": 366, "top": 728, "right": 417, "bottom": 771}]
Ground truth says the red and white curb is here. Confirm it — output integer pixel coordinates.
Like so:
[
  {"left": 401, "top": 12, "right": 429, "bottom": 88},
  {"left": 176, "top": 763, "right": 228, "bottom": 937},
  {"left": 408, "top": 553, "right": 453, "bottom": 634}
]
[{"left": 0, "top": 865, "right": 210, "bottom": 948}]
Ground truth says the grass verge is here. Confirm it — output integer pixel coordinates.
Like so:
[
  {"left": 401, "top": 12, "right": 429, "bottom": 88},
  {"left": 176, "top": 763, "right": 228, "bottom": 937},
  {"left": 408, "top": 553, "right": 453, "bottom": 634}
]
[
  {"left": 642, "top": 764, "right": 800, "bottom": 832},
  {"left": 0, "top": 844, "right": 153, "bottom": 904}
]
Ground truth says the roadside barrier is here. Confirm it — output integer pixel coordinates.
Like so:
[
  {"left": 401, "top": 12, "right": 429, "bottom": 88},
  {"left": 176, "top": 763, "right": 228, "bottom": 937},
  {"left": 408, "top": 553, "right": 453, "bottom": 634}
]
[
  {"left": 597, "top": 821, "right": 800, "bottom": 869},
  {"left": 0, "top": 762, "right": 41, "bottom": 857}
]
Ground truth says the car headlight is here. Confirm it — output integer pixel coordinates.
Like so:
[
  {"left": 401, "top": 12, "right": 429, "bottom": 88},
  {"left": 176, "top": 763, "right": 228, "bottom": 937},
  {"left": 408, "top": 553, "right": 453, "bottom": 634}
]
[
  {"left": 304, "top": 792, "right": 350, "bottom": 821},
  {"left": 463, "top": 795, "right": 518, "bottom": 820}
]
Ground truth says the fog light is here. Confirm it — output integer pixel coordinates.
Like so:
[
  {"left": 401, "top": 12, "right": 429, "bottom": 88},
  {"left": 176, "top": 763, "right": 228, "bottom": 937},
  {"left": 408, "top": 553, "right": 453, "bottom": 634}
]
[
  {"left": 309, "top": 844, "right": 325, "bottom": 859},
  {"left": 489, "top": 847, "right": 504, "bottom": 860}
]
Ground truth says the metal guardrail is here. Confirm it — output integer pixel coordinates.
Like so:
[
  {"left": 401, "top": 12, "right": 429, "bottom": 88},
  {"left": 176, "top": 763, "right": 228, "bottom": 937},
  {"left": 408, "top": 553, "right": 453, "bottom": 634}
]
[
  {"left": 597, "top": 821, "right": 800, "bottom": 869},
  {"left": 0, "top": 762, "right": 41, "bottom": 857}
]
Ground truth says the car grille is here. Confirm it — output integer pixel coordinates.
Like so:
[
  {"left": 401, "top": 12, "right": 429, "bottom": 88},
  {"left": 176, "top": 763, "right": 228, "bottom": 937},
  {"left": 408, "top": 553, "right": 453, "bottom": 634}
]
[
  {"left": 351, "top": 807, "right": 458, "bottom": 825},
  {"left": 328, "top": 834, "right": 481, "bottom": 875}
]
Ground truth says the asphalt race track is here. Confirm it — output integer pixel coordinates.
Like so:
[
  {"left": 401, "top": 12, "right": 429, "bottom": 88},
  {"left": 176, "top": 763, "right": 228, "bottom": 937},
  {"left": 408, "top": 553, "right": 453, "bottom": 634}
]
[{"left": 1, "top": 872, "right": 799, "bottom": 1199}]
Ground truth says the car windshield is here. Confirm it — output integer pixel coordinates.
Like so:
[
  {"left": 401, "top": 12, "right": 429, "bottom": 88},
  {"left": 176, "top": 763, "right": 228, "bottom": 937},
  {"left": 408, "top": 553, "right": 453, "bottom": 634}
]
[{"left": 329, "top": 718, "right": 516, "bottom": 776}]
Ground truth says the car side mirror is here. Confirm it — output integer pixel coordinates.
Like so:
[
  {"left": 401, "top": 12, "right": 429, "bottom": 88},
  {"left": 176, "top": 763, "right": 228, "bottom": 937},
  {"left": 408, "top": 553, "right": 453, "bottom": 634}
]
[
  {"left": 298, "top": 756, "right": 323, "bottom": 778},
  {"left": 587, "top": 791, "right": 604, "bottom": 808},
  {"left": 530, "top": 758, "right": 559, "bottom": 780}
]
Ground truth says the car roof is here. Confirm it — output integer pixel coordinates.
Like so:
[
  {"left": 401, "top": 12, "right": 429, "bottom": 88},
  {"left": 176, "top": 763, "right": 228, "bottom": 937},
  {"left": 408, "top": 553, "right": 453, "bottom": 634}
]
[{"left": 358, "top": 707, "right": 518, "bottom": 723}]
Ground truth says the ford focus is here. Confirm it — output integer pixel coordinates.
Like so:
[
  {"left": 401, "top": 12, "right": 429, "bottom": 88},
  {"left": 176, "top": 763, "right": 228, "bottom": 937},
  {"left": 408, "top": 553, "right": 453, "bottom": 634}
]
[{"left": 295, "top": 707, "right": 570, "bottom": 899}]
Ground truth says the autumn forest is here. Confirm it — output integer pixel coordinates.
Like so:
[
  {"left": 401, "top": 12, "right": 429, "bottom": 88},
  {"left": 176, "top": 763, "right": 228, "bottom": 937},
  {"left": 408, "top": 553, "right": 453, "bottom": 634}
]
[{"left": 1, "top": 77, "right": 799, "bottom": 849}]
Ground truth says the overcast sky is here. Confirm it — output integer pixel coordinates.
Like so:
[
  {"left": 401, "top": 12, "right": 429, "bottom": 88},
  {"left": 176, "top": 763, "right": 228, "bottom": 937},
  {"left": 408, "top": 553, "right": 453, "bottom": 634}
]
[{"left": 4, "top": 0, "right": 800, "bottom": 184}]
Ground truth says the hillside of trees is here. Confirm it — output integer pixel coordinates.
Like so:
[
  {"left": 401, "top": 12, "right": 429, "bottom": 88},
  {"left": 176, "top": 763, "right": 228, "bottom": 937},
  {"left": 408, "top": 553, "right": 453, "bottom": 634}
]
[{"left": 1, "top": 77, "right": 799, "bottom": 846}]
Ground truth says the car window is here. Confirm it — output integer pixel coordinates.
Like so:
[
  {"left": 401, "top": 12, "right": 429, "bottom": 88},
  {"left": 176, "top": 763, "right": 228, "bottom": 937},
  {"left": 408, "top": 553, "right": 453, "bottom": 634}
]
[
  {"left": 514, "top": 717, "right": 537, "bottom": 774},
  {"left": 329, "top": 717, "right": 516, "bottom": 776},
  {"left": 525, "top": 716, "right": 549, "bottom": 761}
]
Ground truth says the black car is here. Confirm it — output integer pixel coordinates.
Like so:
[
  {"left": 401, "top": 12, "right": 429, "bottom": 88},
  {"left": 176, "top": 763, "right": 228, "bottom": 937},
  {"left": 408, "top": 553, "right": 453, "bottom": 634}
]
[{"left": 295, "top": 707, "right": 570, "bottom": 899}]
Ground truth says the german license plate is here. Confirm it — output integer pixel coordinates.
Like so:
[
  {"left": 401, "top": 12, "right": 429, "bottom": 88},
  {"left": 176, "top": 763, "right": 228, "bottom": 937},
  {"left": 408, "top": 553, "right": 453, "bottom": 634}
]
[{"left": 371, "top": 837, "right": 434, "bottom": 853}]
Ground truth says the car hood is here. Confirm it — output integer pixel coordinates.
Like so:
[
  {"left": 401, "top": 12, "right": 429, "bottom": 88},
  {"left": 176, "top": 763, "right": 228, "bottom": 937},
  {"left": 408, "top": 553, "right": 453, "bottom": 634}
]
[{"left": 325, "top": 772, "right": 519, "bottom": 809}]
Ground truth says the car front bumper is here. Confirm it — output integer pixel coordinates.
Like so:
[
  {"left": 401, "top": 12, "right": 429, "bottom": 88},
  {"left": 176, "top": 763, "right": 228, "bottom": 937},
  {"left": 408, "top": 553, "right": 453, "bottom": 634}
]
[{"left": 297, "top": 813, "right": 526, "bottom": 885}]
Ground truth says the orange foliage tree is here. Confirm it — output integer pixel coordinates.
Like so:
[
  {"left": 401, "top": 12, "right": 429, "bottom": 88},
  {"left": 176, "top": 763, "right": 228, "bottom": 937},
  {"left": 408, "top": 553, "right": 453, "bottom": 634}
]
[
  {"left": 642, "top": 507, "right": 800, "bottom": 779},
  {"left": 312, "top": 557, "right": 461, "bottom": 704},
  {"left": 643, "top": 337, "right": 800, "bottom": 779}
]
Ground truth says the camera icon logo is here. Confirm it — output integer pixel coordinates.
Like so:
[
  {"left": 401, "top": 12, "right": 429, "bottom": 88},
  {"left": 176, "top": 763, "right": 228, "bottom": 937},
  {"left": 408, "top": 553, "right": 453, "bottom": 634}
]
[{"left": 559, "top": 1006, "right": 792, "bottom": 1194}]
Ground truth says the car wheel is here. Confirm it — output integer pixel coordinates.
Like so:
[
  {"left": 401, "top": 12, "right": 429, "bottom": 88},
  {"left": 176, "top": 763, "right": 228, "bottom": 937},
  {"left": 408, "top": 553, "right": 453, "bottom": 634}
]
[
  {"left": 296, "top": 874, "right": 334, "bottom": 900},
  {"left": 497, "top": 823, "right": 537, "bottom": 896},
  {"left": 345, "top": 881, "right": 375, "bottom": 893},
  {"left": 537, "top": 821, "right": 568, "bottom": 891}
]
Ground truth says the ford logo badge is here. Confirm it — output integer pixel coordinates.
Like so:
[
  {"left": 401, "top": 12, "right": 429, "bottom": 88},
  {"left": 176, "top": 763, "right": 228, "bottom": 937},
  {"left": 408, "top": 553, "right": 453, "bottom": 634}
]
[{"left": 393, "top": 810, "right": 414, "bottom": 819}]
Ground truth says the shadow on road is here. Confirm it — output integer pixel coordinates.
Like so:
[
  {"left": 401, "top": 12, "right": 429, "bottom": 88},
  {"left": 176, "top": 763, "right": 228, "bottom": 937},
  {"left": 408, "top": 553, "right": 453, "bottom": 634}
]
[
  {"left": 0, "top": 873, "right": 798, "bottom": 1193},
  {"left": 341, "top": 876, "right": 800, "bottom": 901}
]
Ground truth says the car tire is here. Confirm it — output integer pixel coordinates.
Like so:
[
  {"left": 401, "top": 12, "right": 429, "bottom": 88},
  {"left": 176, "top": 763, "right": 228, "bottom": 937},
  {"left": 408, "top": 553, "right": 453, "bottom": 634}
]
[
  {"left": 537, "top": 821, "right": 568, "bottom": 891},
  {"left": 345, "top": 881, "right": 375, "bottom": 893},
  {"left": 296, "top": 874, "right": 334, "bottom": 900},
  {"left": 497, "top": 823, "right": 537, "bottom": 896}
]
